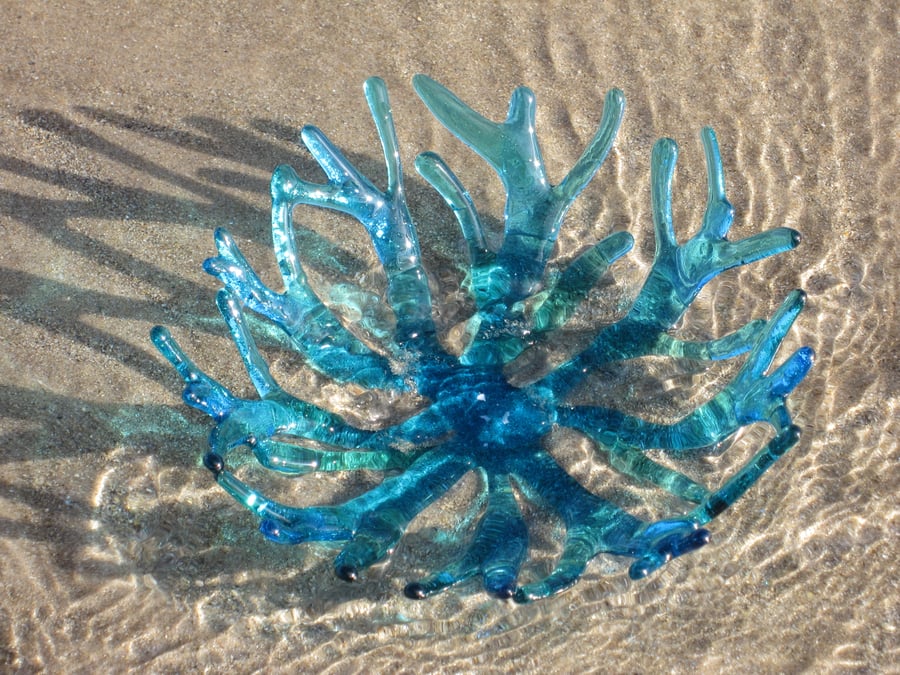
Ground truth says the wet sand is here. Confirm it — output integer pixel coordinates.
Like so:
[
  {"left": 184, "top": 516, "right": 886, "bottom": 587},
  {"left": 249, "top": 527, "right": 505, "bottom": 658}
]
[{"left": 0, "top": 1, "right": 896, "bottom": 671}]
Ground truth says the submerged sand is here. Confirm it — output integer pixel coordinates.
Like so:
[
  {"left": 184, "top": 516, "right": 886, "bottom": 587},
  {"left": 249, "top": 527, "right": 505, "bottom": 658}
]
[{"left": 0, "top": 1, "right": 896, "bottom": 672}]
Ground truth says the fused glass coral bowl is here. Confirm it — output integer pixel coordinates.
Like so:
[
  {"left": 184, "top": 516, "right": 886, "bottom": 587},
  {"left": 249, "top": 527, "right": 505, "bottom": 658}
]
[{"left": 152, "top": 75, "right": 813, "bottom": 603}]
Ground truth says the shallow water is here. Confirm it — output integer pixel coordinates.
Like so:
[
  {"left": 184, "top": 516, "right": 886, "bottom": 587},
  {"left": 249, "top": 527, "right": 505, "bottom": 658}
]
[{"left": 0, "top": 1, "right": 896, "bottom": 672}]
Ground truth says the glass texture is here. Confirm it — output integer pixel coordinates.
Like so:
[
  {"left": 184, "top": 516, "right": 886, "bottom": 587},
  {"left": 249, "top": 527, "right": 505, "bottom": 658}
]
[{"left": 152, "top": 76, "right": 813, "bottom": 602}]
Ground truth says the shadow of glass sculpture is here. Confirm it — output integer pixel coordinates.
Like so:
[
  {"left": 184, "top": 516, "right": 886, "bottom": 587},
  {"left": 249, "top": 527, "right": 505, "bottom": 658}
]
[{"left": 152, "top": 76, "right": 814, "bottom": 602}]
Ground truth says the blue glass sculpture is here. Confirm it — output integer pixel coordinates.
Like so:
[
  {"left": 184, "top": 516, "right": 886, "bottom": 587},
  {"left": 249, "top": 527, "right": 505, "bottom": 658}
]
[{"left": 151, "top": 76, "right": 813, "bottom": 602}]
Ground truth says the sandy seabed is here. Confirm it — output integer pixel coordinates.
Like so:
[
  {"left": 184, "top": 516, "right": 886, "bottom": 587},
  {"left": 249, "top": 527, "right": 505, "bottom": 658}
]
[{"left": 0, "top": 1, "right": 896, "bottom": 672}]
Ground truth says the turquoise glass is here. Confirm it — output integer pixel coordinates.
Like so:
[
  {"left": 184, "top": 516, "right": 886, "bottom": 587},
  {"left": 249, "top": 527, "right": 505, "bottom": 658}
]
[{"left": 152, "top": 76, "right": 813, "bottom": 602}]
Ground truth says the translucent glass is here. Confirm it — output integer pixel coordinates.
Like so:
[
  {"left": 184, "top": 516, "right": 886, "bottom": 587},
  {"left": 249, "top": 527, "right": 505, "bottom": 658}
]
[{"left": 152, "top": 76, "right": 813, "bottom": 602}]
